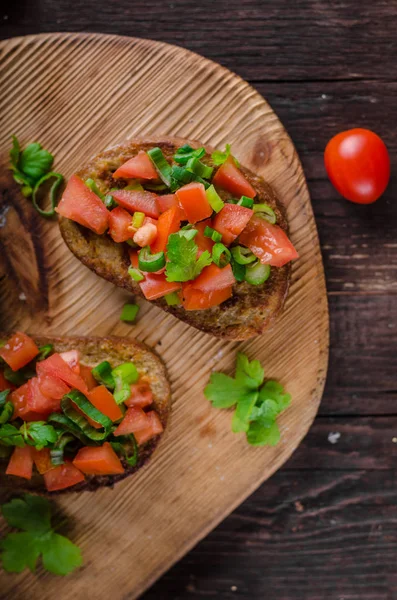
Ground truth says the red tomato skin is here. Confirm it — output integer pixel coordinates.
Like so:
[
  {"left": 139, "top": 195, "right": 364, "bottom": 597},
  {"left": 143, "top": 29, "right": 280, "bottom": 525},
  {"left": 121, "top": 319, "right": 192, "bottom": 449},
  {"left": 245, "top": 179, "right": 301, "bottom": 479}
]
[
  {"left": 59, "top": 350, "right": 80, "bottom": 374},
  {"left": 79, "top": 365, "right": 97, "bottom": 391},
  {"left": 239, "top": 216, "right": 299, "bottom": 267},
  {"left": 134, "top": 411, "right": 164, "bottom": 445},
  {"left": 182, "top": 285, "right": 233, "bottom": 311},
  {"left": 87, "top": 385, "right": 124, "bottom": 422},
  {"left": 44, "top": 462, "right": 85, "bottom": 492},
  {"left": 194, "top": 219, "right": 214, "bottom": 255},
  {"left": 56, "top": 175, "right": 109, "bottom": 234},
  {"left": 73, "top": 442, "right": 124, "bottom": 475},
  {"left": 176, "top": 183, "right": 213, "bottom": 223},
  {"left": 212, "top": 157, "right": 256, "bottom": 198},
  {"left": 324, "top": 128, "right": 390, "bottom": 204},
  {"left": 32, "top": 448, "right": 54, "bottom": 474},
  {"left": 36, "top": 354, "right": 88, "bottom": 395},
  {"left": 212, "top": 204, "right": 253, "bottom": 246},
  {"left": 0, "top": 332, "right": 39, "bottom": 371},
  {"left": 125, "top": 382, "right": 153, "bottom": 408},
  {"left": 111, "top": 190, "right": 159, "bottom": 218},
  {"left": 113, "top": 406, "right": 151, "bottom": 436},
  {"left": 113, "top": 151, "right": 158, "bottom": 180},
  {"left": 190, "top": 263, "right": 236, "bottom": 292},
  {"left": 108, "top": 207, "right": 134, "bottom": 243},
  {"left": 38, "top": 374, "right": 70, "bottom": 400},
  {"left": 27, "top": 377, "right": 61, "bottom": 415},
  {"left": 156, "top": 194, "right": 187, "bottom": 220},
  {"left": 151, "top": 206, "right": 181, "bottom": 253},
  {"left": 6, "top": 446, "right": 34, "bottom": 479},
  {"left": 10, "top": 382, "right": 48, "bottom": 422}
]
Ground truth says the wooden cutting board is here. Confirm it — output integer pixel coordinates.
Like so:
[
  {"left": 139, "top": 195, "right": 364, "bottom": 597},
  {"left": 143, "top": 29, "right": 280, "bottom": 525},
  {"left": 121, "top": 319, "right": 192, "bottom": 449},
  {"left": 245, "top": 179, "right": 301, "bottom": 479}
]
[{"left": 0, "top": 33, "right": 328, "bottom": 599}]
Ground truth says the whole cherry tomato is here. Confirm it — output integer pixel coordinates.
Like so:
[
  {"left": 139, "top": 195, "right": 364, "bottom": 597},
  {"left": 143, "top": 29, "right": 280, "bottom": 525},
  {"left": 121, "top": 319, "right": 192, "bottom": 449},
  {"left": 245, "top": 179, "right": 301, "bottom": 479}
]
[{"left": 324, "top": 128, "right": 390, "bottom": 204}]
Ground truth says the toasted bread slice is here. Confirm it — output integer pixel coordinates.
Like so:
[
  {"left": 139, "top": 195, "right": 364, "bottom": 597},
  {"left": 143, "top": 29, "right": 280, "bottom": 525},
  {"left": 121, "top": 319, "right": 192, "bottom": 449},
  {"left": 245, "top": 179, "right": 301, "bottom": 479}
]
[
  {"left": 0, "top": 335, "right": 171, "bottom": 494},
  {"left": 59, "top": 137, "right": 291, "bottom": 339}
]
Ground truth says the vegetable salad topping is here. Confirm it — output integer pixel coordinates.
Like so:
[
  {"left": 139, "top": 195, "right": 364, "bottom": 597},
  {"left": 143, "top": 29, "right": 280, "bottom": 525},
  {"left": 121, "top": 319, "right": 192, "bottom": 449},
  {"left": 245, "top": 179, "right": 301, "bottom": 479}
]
[
  {"left": 0, "top": 332, "right": 163, "bottom": 492},
  {"left": 56, "top": 144, "right": 299, "bottom": 310}
]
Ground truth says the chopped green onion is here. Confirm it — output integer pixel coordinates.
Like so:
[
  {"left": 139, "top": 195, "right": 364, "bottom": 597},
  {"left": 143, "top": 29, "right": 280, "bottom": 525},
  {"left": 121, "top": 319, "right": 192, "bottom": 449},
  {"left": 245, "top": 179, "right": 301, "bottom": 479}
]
[
  {"left": 253, "top": 203, "right": 276, "bottom": 224},
  {"left": 171, "top": 166, "right": 196, "bottom": 186},
  {"left": 61, "top": 391, "right": 112, "bottom": 441},
  {"left": 238, "top": 196, "right": 254, "bottom": 209},
  {"left": 165, "top": 291, "right": 181, "bottom": 306},
  {"left": 178, "top": 228, "right": 198, "bottom": 241},
  {"left": 174, "top": 145, "right": 205, "bottom": 165},
  {"left": 47, "top": 413, "right": 95, "bottom": 446},
  {"left": 138, "top": 247, "right": 166, "bottom": 272},
  {"left": 204, "top": 226, "right": 222, "bottom": 243},
  {"left": 186, "top": 157, "right": 214, "bottom": 180},
  {"left": 32, "top": 172, "right": 64, "bottom": 217},
  {"left": 112, "top": 363, "right": 139, "bottom": 404},
  {"left": 50, "top": 432, "right": 75, "bottom": 465},
  {"left": 0, "top": 390, "right": 13, "bottom": 424},
  {"left": 231, "top": 245, "right": 257, "bottom": 265},
  {"left": 231, "top": 259, "right": 246, "bottom": 282},
  {"left": 92, "top": 361, "right": 115, "bottom": 389},
  {"left": 128, "top": 266, "right": 144, "bottom": 282},
  {"left": 245, "top": 261, "right": 271, "bottom": 285},
  {"left": 124, "top": 181, "right": 144, "bottom": 192},
  {"left": 212, "top": 243, "right": 231, "bottom": 268},
  {"left": 104, "top": 194, "right": 118, "bottom": 210},
  {"left": 144, "top": 182, "right": 168, "bottom": 192},
  {"left": 205, "top": 185, "right": 224, "bottom": 213},
  {"left": 132, "top": 211, "right": 145, "bottom": 229},
  {"left": 37, "top": 344, "right": 53, "bottom": 360},
  {"left": 85, "top": 178, "right": 104, "bottom": 199},
  {"left": 110, "top": 434, "right": 139, "bottom": 467},
  {"left": 3, "top": 366, "right": 26, "bottom": 386},
  {"left": 120, "top": 303, "right": 139, "bottom": 323},
  {"left": 147, "top": 148, "right": 173, "bottom": 187}
]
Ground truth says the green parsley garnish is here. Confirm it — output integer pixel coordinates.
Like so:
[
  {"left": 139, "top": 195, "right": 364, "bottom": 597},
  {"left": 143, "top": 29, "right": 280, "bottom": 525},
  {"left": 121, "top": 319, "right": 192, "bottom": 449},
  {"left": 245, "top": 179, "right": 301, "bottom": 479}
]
[
  {"left": 0, "top": 494, "right": 82, "bottom": 575},
  {"left": 9, "top": 135, "right": 64, "bottom": 218},
  {"left": 165, "top": 231, "right": 212, "bottom": 283},
  {"left": 204, "top": 352, "right": 291, "bottom": 446},
  {"left": 211, "top": 143, "right": 239, "bottom": 167}
]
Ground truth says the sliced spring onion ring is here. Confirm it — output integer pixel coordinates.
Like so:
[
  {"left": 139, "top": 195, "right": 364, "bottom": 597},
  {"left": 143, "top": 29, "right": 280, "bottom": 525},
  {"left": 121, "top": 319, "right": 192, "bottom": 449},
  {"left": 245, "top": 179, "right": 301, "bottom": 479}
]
[
  {"left": 85, "top": 178, "right": 104, "bottom": 199},
  {"left": 231, "top": 245, "right": 257, "bottom": 265},
  {"left": 128, "top": 266, "right": 145, "bottom": 282},
  {"left": 112, "top": 363, "right": 139, "bottom": 405},
  {"left": 178, "top": 228, "right": 198, "bottom": 241},
  {"left": 165, "top": 291, "right": 181, "bottom": 306},
  {"left": 238, "top": 196, "right": 254, "bottom": 209},
  {"left": 231, "top": 259, "right": 246, "bottom": 282},
  {"left": 32, "top": 172, "right": 64, "bottom": 217},
  {"left": 186, "top": 157, "right": 213, "bottom": 180},
  {"left": 253, "top": 203, "right": 276, "bottom": 224},
  {"left": 92, "top": 361, "right": 115, "bottom": 389},
  {"left": 204, "top": 226, "right": 222, "bottom": 243},
  {"left": 120, "top": 303, "right": 139, "bottom": 323},
  {"left": 61, "top": 391, "right": 112, "bottom": 441},
  {"left": 50, "top": 432, "right": 76, "bottom": 466},
  {"left": 110, "top": 434, "right": 139, "bottom": 467},
  {"left": 104, "top": 194, "right": 118, "bottom": 210},
  {"left": 245, "top": 261, "right": 271, "bottom": 285},
  {"left": 48, "top": 413, "right": 96, "bottom": 446},
  {"left": 138, "top": 247, "right": 166, "bottom": 272},
  {"left": 205, "top": 185, "right": 224, "bottom": 213},
  {"left": 174, "top": 145, "right": 205, "bottom": 165},
  {"left": 132, "top": 211, "right": 145, "bottom": 229},
  {"left": 147, "top": 147, "right": 173, "bottom": 187},
  {"left": 212, "top": 243, "right": 231, "bottom": 268}
]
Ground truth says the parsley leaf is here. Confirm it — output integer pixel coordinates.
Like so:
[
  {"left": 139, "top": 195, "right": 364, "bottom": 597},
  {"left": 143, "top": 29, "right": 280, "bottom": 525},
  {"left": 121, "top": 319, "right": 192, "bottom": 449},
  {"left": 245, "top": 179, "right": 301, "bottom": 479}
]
[
  {"left": 9, "top": 135, "right": 20, "bottom": 170},
  {"left": 166, "top": 232, "right": 212, "bottom": 282},
  {"left": 21, "top": 421, "right": 59, "bottom": 450},
  {"left": 204, "top": 352, "right": 291, "bottom": 446},
  {"left": 19, "top": 142, "right": 54, "bottom": 181},
  {"left": 0, "top": 494, "right": 83, "bottom": 576},
  {"left": 211, "top": 144, "right": 240, "bottom": 167},
  {"left": 0, "top": 423, "right": 25, "bottom": 447}
]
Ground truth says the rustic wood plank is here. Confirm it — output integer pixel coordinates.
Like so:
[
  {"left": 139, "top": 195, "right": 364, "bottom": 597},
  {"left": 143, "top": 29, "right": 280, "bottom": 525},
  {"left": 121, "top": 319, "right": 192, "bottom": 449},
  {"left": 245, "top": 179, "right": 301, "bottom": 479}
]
[
  {"left": 1, "top": 0, "right": 397, "bottom": 82},
  {"left": 143, "top": 469, "right": 397, "bottom": 600}
]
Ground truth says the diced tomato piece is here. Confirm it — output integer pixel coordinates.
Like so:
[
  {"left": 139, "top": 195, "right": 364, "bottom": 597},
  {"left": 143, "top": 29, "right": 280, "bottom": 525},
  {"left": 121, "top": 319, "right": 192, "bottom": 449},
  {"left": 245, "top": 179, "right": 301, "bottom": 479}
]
[
  {"left": 36, "top": 354, "right": 88, "bottom": 395},
  {"left": 212, "top": 204, "right": 253, "bottom": 246},
  {"left": 156, "top": 194, "right": 187, "bottom": 221},
  {"left": 59, "top": 350, "right": 80, "bottom": 374},
  {"left": 125, "top": 382, "right": 153, "bottom": 408},
  {"left": 151, "top": 206, "right": 181, "bottom": 253},
  {"left": 88, "top": 385, "right": 123, "bottom": 422},
  {"left": 194, "top": 219, "right": 214, "bottom": 255},
  {"left": 56, "top": 175, "right": 109, "bottom": 235},
  {"left": 32, "top": 448, "right": 54, "bottom": 474},
  {"left": 212, "top": 157, "right": 256, "bottom": 198},
  {"left": 0, "top": 371, "right": 13, "bottom": 392},
  {"left": 38, "top": 374, "right": 70, "bottom": 400},
  {"left": 176, "top": 182, "right": 213, "bottom": 223},
  {"left": 134, "top": 411, "right": 164, "bottom": 445},
  {"left": 113, "top": 406, "right": 151, "bottom": 436},
  {"left": 129, "top": 250, "right": 181, "bottom": 300},
  {"left": 27, "top": 377, "right": 61, "bottom": 415},
  {"left": 108, "top": 207, "right": 134, "bottom": 243},
  {"left": 10, "top": 382, "right": 46, "bottom": 422},
  {"left": 182, "top": 285, "right": 233, "bottom": 310},
  {"left": 6, "top": 446, "right": 33, "bottom": 480},
  {"left": 0, "top": 332, "right": 39, "bottom": 371},
  {"left": 113, "top": 151, "right": 158, "bottom": 180},
  {"left": 80, "top": 365, "right": 97, "bottom": 391},
  {"left": 44, "top": 461, "right": 85, "bottom": 492},
  {"left": 190, "top": 263, "right": 235, "bottom": 293},
  {"left": 239, "top": 215, "right": 299, "bottom": 267},
  {"left": 73, "top": 442, "right": 124, "bottom": 475},
  {"left": 111, "top": 190, "right": 159, "bottom": 218}
]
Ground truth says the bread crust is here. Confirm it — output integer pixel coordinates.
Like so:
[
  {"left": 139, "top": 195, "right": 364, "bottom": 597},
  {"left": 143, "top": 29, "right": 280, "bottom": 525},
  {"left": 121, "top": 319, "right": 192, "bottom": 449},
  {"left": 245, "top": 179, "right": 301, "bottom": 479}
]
[
  {"left": 0, "top": 335, "right": 171, "bottom": 494},
  {"left": 59, "top": 137, "right": 291, "bottom": 339}
]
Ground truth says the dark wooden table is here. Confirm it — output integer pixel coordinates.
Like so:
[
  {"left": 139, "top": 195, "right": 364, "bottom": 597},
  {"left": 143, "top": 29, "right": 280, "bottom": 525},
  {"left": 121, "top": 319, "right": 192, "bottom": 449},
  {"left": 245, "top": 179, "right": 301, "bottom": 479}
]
[{"left": 1, "top": 2, "right": 396, "bottom": 598}]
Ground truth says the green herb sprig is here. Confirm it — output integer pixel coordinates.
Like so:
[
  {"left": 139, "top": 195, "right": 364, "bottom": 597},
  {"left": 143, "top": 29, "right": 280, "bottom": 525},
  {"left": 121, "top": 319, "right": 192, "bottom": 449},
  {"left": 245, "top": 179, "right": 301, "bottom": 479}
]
[{"left": 165, "top": 231, "right": 212, "bottom": 282}]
